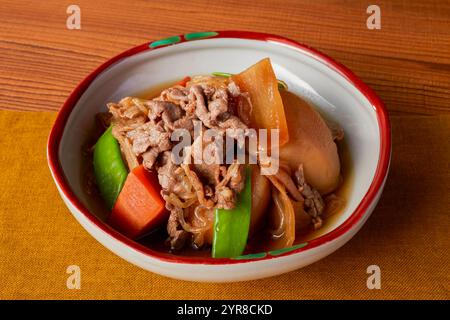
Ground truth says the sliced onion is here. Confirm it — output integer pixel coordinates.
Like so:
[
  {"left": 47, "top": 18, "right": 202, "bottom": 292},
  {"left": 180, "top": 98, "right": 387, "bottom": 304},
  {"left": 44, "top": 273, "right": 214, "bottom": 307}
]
[{"left": 266, "top": 176, "right": 296, "bottom": 249}]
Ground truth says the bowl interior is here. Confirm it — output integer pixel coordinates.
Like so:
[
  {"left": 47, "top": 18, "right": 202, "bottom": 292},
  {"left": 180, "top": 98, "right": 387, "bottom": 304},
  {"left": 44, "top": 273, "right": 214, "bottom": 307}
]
[{"left": 58, "top": 37, "right": 380, "bottom": 248}]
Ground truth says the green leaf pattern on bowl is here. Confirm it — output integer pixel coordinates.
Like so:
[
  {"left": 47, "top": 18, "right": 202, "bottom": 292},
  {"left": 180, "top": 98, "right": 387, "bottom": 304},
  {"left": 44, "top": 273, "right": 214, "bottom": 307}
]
[
  {"left": 233, "top": 242, "right": 309, "bottom": 260},
  {"left": 149, "top": 32, "right": 218, "bottom": 48}
]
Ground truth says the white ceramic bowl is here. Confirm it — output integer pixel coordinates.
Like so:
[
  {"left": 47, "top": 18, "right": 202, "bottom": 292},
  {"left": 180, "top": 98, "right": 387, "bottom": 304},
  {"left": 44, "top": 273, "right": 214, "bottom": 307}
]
[{"left": 47, "top": 31, "right": 391, "bottom": 282}]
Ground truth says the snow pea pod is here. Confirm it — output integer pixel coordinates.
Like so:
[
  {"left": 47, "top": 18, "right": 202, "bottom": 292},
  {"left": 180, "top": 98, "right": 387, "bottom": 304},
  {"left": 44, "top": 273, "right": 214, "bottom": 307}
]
[
  {"left": 93, "top": 126, "right": 128, "bottom": 210},
  {"left": 212, "top": 166, "right": 252, "bottom": 258}
]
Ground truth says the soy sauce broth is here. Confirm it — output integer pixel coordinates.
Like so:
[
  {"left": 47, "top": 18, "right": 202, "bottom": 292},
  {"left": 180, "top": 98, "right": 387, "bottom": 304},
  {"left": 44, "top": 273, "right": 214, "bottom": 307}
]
[{"left": 134, "top": 78, "right": 182, "bottom": 99}]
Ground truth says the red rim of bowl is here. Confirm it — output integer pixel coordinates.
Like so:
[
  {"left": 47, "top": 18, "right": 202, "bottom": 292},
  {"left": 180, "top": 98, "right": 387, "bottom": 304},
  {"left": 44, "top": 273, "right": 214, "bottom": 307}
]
[{"left": 47, "top": 31, "right": 391, "bottom": 265}]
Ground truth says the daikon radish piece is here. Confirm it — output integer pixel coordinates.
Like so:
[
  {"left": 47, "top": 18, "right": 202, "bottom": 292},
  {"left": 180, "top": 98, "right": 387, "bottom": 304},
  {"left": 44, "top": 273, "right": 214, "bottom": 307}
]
[
  {"left": 232, "top": 58, "right": 289, "bottom": 146},
  {"left": 279, "top": 91, "right": 340, "bottom": 194}
]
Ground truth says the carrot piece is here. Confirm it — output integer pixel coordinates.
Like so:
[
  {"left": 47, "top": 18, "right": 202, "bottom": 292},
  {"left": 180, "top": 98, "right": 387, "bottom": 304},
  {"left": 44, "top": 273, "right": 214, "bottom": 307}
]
[
  {"left": 108, "top": 165, "right": 168, "bottom": 239},
  {"left": 232, "top": 58, "right": 289, "bottom": 146},
  {"left": 176, "top": 76, "right": 191, "bottom": 87}
]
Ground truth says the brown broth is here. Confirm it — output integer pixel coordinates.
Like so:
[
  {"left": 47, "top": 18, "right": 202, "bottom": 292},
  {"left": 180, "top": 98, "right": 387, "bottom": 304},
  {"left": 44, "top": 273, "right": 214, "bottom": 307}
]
[{"left": 135, "top": 78, "right": 183, "bottom": 99}]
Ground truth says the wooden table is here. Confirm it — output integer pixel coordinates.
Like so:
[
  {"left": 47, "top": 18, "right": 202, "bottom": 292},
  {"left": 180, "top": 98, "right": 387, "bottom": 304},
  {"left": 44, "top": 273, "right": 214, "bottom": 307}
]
[{"left": 1, "top": 0, "right": 449, "bottom": 299}]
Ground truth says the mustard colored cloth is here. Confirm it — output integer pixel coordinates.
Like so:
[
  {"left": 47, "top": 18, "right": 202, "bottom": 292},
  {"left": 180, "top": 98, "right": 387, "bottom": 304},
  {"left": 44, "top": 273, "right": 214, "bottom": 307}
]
[{"left": 0, "top": 110, "right": 448, "bottom": 299}]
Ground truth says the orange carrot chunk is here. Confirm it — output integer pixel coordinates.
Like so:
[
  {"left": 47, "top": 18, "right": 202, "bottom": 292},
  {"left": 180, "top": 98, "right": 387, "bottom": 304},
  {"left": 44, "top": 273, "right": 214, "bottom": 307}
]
[
  {"left": 108, "top": 165, "right": 168, "bottom": 239},
  {"left": 176, "top": 76, "right": 191, "bottom": 87}
]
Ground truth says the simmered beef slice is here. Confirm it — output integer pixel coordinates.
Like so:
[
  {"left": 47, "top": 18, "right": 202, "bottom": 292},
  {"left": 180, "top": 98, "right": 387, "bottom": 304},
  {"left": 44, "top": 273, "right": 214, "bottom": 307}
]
[{"left": 295, "top": 164, "right": 325, "bottom": 229}]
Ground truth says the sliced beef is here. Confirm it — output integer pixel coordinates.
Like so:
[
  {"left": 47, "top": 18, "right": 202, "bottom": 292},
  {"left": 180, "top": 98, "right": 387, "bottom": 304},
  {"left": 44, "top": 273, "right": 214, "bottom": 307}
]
[
  {"left": 229, "top": 163, "right": 245, "bottom": 193},
  {"left": 188, "top": 83, "right": 248, "bottom": 132},
  {"left": 108, "top": 97, "right": 147, "bottom": 131},
  {"left": 157, "top": 151, "right": 195, "bottom": 203},
  {"left": 127, "top": 121, "right": 170, "bottom": 154},
  {"left": 113, "top": 132, "right": 139, "bottom": 170},
  {"left": 160, "top": 87, "right": 193, "bottom": 113},
  {"left": 326, "top": 119, "right": 344, "bottom": 141},
  {"left": 227, "top": 81, "right": 241, "bottom": 97},
  {"left": 147, "top": 100, "right": 171, "bottom": 121},
  {"left": 181, "top": 164, "right": 215, "bottom": 209},
  {"left": 216, "top": 185, "right": 236, "bottom": 209},
  {"left": 295, "top": 164, "right": 325, "bottom": 229},
  {"left": 125, "top": 121, "right": 171, "bottom": 170},
  {"left": 193, "top": 163, "right": 221, "bottom": 186},
  {"left": 107, "top": 98, "right": 148, "bottom": 170},
  {"left": 167, "top": 208, "right": 189, "bottom": 250}
]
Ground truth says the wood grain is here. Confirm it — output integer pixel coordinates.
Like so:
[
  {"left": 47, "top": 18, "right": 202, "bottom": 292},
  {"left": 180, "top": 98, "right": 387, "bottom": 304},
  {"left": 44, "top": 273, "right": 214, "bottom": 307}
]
[
  {"left": 1, "top": 0, "right": 449, "bottom": 115},
  {"left": 0, "top": 0, "right": 449, "bottom": 299}
]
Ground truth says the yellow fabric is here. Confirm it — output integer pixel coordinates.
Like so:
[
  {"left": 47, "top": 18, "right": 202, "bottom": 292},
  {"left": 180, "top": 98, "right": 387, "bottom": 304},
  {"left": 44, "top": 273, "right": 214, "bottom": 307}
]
[{"left": 0, "top": 110, "right": 448, "bottom": 300}]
